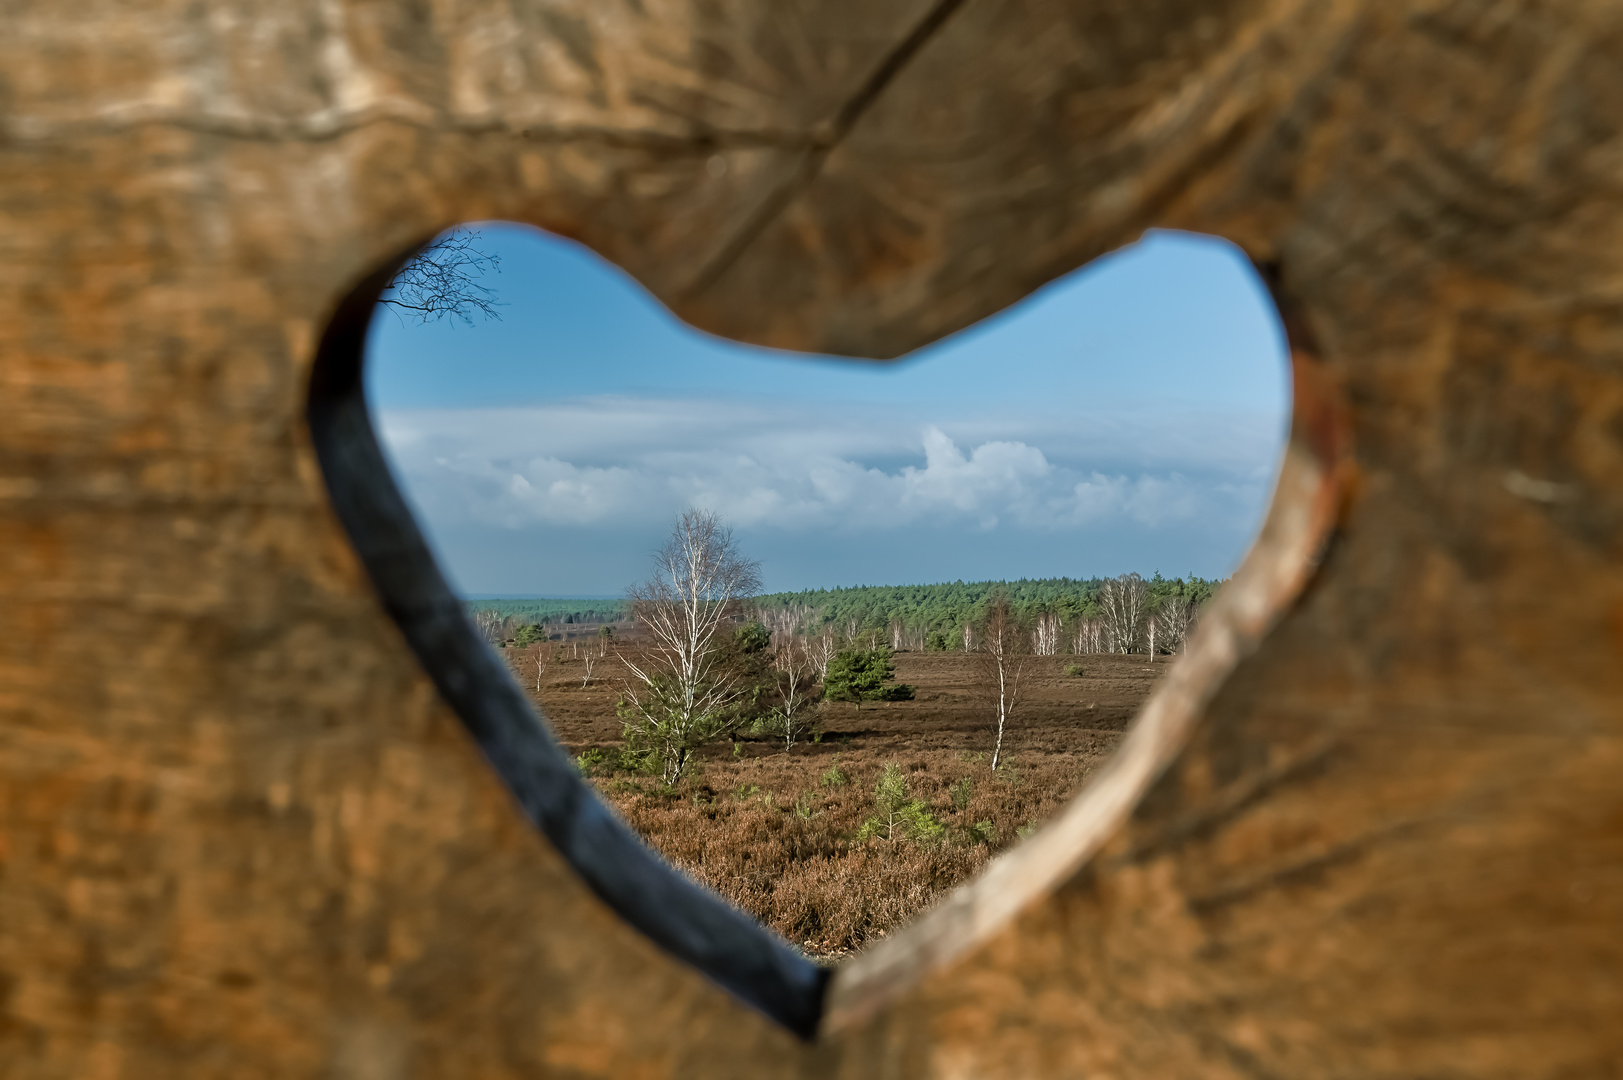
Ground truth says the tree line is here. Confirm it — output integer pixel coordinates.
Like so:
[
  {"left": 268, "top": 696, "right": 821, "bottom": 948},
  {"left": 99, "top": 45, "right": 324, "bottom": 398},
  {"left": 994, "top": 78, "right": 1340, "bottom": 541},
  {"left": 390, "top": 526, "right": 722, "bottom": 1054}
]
[
  {"left": 470, "top": 597, "right": 630, "bottom": 625},
  {"left": 471, "top": 574, "right": 1220, "bottom": 652},
  {"left": 751, "top": 573, "right": 1217, "bottom": 657}
]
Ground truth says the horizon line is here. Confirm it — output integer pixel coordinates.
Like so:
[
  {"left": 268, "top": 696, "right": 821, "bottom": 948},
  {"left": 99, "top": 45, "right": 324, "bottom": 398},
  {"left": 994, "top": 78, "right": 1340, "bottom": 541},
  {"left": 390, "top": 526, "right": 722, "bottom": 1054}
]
[{"left": 464, "top": 571, "right": 1219, "bottom": 604}]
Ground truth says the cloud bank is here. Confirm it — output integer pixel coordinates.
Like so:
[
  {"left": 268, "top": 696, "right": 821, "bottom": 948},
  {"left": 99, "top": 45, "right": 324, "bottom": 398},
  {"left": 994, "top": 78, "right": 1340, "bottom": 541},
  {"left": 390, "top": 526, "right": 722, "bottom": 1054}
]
[{"left": 376, "top": 397, "right": 1283, "bottom": 593}]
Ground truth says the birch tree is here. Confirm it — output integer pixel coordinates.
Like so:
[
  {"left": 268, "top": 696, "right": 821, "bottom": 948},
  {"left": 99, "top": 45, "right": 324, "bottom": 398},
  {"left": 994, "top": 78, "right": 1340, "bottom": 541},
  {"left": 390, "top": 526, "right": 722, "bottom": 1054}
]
[
  {"left": 1034, "top": 611, "right": 1062, "bottom": 656},
  {"left": 473, "top": 608, "right": 504, "bottom": 647},
  {"left": 1153, "top": 594, "right": 1194, "bottom": 656},
  {"left": 761, "top": 603, "right": 816, "bottom": 642},
  {"left": 1099, "top": 573, "right": 1149, "bottom": 654},
  {"left": 767, "top": 634, "right": 822, "bottom": 750},
  {"left": 812, "top": 627, "right": 837, "bottom": 680},
  {"left": 976, "top": 594, "right": 1026, "bottom": 771},
  {"left": 618, "top": 509, "right": 762, "bottom": 784},
  {"left": 1074, "top": 616, "right": 1105, "bottom": 655}
]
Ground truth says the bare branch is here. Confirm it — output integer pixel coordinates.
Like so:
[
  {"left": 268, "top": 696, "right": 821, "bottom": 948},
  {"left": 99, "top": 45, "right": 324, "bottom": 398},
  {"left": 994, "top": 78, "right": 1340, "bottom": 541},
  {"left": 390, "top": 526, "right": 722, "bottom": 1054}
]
[
  {"left": 1099, "top": 573, "right": 1149, "bottom": 654},
  {"left": 472, "top": 608, "right": 504, "bottom": 647},
  {"left": 768, "top": 633, "right": 822, "bottom": 751},
  {"left": 1153, "top": 594, "right": 1195, "bottom": 656},
  {"left": 379, "top": 227, "right": 503, "bottom": 326}
]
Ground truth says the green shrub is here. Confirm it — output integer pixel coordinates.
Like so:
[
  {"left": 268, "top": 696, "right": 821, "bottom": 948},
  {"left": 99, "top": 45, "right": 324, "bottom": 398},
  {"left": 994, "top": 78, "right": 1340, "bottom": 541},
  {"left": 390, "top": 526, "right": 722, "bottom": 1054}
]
[
  {"left": 1064, "top": 662, "right": 1085, "bottom": 678},
  {"left": 824, "top": 646, "right": 912, "bottom": 709},
  {"left": 575, "top": 747, "right": 662, "bottom": 780},
  {"left": 618, "top": 746, "right": 660, "bottom": 775},
  {"left": 616, "top": 664, "right": 754, "bottom": 783},
  {"left": 820, "top": 760, "right": 847, "bottom": 788},
  {"left": 575, "top": 748, "right": 614, "bottom": 776},
  {"left": 968, "top": 820, "right": 999, "bottom": 845},
  {"left": 950, "top": 776, "right": 975, "bottom": 811},
  {"left": 900, "top": 802, "right": 944, "bottom": 844},
  {"left": 733, "top": 621, "right": 771, "bottom": 653},
  {"left": 856, "top": 763, "right": 943, "bottom": 845}
]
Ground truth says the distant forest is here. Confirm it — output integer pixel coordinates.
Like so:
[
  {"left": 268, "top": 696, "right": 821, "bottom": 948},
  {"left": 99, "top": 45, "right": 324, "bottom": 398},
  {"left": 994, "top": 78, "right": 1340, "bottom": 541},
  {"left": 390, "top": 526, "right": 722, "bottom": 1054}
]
[
  {"left": 752, "top": 575, "right": 1218, "bottom": 634},
  {"left": 467, "top": 598, "right": 631, "bottom": 625},
  {"left": 466, "top": 575, "right": 1221, "bottom": 634}
]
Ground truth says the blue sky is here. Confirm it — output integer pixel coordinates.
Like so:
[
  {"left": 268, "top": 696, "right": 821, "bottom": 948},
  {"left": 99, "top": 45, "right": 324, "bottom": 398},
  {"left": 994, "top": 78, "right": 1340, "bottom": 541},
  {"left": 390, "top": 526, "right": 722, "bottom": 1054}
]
[{"left": 366, "top": 224, "right": 1290, "bottom": 596}]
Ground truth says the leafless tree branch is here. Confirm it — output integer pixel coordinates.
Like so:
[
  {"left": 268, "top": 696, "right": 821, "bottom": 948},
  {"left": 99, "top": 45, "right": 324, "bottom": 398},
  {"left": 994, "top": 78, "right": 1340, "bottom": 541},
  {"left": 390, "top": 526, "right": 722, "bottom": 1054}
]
[{"left": 379, "top": 227, "right": 502, "bottom": 326}]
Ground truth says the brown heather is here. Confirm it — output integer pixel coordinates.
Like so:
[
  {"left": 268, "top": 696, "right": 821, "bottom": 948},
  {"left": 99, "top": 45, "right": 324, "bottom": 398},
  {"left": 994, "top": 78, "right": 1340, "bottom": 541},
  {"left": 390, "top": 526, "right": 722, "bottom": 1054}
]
[{"left": 516, "top": 645, "right": 1168, "bottom": 958}]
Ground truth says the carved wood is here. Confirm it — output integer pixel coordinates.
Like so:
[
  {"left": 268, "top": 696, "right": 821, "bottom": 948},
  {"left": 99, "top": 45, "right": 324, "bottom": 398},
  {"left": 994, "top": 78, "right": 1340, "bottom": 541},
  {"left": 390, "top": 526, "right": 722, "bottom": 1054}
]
[{"left": 3, "top": 1, "right": 1620, "bottom": 1076}]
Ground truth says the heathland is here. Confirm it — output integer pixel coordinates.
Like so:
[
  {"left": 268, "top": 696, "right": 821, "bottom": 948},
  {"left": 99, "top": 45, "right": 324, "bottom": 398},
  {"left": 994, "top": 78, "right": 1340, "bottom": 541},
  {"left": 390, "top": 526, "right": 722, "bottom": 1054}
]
[{"left": 504, "top": 639, "right": 1169, "bottom": 958}]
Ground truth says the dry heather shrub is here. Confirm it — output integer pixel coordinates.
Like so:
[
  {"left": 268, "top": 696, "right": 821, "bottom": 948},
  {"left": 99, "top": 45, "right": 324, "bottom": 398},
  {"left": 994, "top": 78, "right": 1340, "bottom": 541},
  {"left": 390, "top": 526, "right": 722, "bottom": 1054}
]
[
  {"left": 542, "top": 650, "right": 1159, "bottom": 956},
  {"left": 596, "top": 748, "right": 1099, "bottom": 954}
]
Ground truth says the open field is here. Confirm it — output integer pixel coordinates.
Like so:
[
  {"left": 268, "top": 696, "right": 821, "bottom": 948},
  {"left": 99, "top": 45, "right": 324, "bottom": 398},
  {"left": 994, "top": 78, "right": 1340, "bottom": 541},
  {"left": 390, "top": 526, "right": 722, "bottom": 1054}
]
[{"left": 511, "top": 645, "right": 1171, "bottom": 957}]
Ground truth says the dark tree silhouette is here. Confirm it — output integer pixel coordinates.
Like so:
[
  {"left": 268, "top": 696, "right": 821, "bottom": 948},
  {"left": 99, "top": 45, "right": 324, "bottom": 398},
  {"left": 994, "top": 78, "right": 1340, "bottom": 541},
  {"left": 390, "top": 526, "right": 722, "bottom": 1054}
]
[{"left": 379, "top": 227, "right": 502, "bottom": 325}]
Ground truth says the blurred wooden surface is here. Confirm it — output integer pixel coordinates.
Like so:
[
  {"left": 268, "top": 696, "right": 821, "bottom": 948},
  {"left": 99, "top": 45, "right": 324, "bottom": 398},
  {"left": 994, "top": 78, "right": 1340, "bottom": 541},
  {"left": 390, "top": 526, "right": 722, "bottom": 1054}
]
[{"left": 3, "top": 1, "right": 1621, "bottom": 1076}]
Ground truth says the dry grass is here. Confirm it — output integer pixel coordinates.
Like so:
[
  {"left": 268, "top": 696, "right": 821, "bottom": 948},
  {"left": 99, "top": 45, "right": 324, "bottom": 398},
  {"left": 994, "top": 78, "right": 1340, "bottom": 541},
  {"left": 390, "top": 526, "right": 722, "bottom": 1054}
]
[{"left": 512, "top": 643, "right": 1168, "bottom": 957}]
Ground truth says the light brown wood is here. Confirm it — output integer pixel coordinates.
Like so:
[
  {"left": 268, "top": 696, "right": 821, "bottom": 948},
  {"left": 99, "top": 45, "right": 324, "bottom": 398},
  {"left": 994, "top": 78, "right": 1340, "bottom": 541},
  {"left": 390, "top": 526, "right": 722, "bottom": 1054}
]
[{"left": 3, "top": 1, "right": 1621, "bottom": 1076}]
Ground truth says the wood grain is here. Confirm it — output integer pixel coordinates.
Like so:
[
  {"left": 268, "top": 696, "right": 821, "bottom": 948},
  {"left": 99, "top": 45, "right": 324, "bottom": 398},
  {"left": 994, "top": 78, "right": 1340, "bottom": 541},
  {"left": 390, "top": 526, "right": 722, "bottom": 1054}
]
[{"left": 3, "top": 1, "right": 1620, "bottom": 1076}]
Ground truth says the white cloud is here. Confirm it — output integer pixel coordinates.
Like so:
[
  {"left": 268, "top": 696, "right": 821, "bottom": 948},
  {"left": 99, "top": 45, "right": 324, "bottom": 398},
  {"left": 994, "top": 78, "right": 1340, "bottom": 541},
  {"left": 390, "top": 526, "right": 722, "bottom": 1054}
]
[
  {"left": 900, "top": 427, "right": 1050, "bottom": 513},
  {"left": 1061, "top": 472, "right": 1202, "bottom": 527},
  {"left": 376, "top": 398, "right": 1276, "bottom": 548}
]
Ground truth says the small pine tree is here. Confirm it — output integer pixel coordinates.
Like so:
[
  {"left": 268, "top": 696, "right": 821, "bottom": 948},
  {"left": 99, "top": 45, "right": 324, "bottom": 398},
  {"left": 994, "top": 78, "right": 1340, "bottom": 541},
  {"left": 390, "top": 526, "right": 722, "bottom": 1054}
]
[
  {"left": 857, "top": 764, "right": 943, "bottom": 844},
  {"left": 823, "top": 646, "right": 915, "bottom": 710}
]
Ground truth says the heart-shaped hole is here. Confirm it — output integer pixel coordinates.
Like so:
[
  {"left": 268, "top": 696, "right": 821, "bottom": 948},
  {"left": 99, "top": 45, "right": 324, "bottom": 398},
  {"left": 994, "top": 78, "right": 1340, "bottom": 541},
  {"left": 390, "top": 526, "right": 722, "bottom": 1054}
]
[{"left": 309, "top": 223, "right": 1290, "bottom": 1038}]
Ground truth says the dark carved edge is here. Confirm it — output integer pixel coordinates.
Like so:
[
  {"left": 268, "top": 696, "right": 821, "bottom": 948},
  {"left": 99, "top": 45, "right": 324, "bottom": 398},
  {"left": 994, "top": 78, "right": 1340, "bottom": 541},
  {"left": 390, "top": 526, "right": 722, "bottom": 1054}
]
[{"left": 305, "top": 256, "right": 830, "bottom": 1039}]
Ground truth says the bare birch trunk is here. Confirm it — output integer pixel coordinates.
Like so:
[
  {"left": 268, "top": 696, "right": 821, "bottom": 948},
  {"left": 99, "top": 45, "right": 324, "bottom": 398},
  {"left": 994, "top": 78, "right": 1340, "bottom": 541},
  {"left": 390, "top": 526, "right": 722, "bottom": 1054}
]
[{"left": 978, "top": 593, "right": 1025, "bottom": 772}]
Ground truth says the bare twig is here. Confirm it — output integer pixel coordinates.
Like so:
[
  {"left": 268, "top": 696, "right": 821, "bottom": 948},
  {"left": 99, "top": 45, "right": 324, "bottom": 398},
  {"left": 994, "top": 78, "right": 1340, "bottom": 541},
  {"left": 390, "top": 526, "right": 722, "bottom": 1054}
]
[{"left": 379, "top": 227, "right": 502, "bottom": 326}]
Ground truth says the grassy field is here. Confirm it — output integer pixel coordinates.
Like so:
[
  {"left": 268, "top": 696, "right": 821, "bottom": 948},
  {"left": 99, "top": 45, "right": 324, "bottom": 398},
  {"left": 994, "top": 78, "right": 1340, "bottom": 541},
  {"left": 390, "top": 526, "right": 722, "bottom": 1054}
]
[{"left": 511, "top": 645, "right": 1169, "bottom": 957}]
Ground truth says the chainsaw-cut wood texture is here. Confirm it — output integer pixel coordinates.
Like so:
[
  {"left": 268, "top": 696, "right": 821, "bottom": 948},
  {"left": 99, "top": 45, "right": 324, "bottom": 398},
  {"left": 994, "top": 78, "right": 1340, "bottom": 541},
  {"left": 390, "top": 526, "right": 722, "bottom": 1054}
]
[{"left": 3, "top": 1, "right": 1621, "bottom": 1076}]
